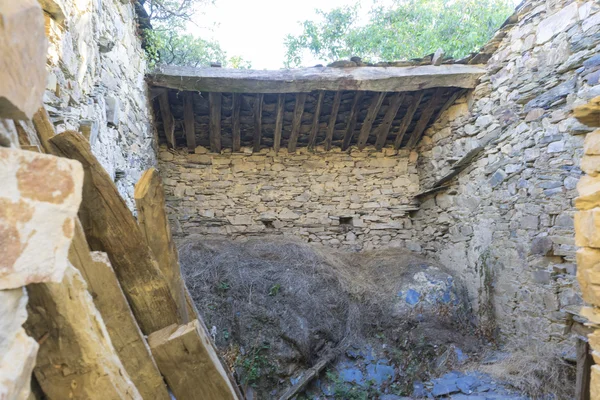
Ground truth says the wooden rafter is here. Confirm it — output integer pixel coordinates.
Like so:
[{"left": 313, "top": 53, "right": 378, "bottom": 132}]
[
  {"left": 374, "top": 92, "right": 405, "bottom": 150},
  {"left": 308, "top": 91, "right": 324, "bottom": 150},
  {"left": 407, "top": 87, "right": 445, "bottom": 148},
  {"left": 158, "top": 91, "right": 175, "bottom": 148},
  {"left": 208, "top": 92, "right": 222, "bottom": 153},
  {"left": 273, "top": 94, "right": 285, "bottom": 153},
  {"left": 394, "top": 91, "right": 424, "bottom": 150},
  {"left": 356, "top": 92, "right": 386, "bottom": 150},
  {"left": 183, "top": 92, "right": 196, "bottom": 152},
  {"left": 432, "top": 88, "right": 464, "bottom": 123},
  {"left": 324, "top": 91, "right": 342, "bottom": 151},
  {"left": 342, "top": 92, "right": 364, "bottom": 150},
  {"left": 253, "top": 93, "right": 264, "bottom": 152},
  {"left": 231, "top": 93, "right": 241, "bottom": 152},
  {"left": 288, "top": 93, "right": 307, "bottom": 153}
]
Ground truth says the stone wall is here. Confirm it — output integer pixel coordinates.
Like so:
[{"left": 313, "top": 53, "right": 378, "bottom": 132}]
[
  {"left": 41, "top": 0, "right": 155, "bottom": 210},
  {"left": 158, "top": 145, "right": 420, "bottom": 250},
  {"left": 411, "top": 0, "right": 600, "bottom": 342}
]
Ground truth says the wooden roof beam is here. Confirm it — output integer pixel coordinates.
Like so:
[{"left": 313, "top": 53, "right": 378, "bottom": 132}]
[
  {"left": 324, "top": 91, "right": 342, "bottom": 151},
  {"left": 307, "top": 91, "right": 324, "bottom": 150},
  {"left": 407, "top": 88, "right": 446, "bottom": 148},
  {"left": 183, "top": 92, "right": 196, "bottom": 152},
  {"left": 231, "top": 93, "right": 241, "bottom": 152},
  {"left": 288, "top": 93, "right": 307, "bottom": 153},
  {"left": 273, "top": 94, "right": 284, "bottom": 153},
  {"left": 253, "top": 94, "right": 264, "bottom": 152},
  {"left": 208, "top": 92, "right": 222, "bottom": 153},
  {"left": 394, "top": 91, "right": 424, "bottom": 150},
  {"left": 149, "top": 65, "right": 485, "bottom": 93},
  {"left": 374, "top": 92, "right": 405, "bottom": 150},
  {"left": 158, "top": 91, "right": 175, "bottom": 149},
  {"left": 341, "top": 92, "right": 364, "bottom": 151},
  {"left": 356, "top": 92, "right": 386, "bottom": 150}
]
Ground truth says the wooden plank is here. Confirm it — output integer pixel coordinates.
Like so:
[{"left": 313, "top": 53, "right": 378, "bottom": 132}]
[
  {"left": 278, "top": 348, "right": 337, "bottom": 400},
  {"left": 407, "top": 88, "right": 445, "bottom": 148},
  {"left": 158, "top": 91, "right": 175, "bottom": 149},
  {"left": 307, "top": 91, "right": 325, "bottom": 150},
  {"left": 288, "top": 93, "right": 308, "bottom": 153},
  {"left": 48, "top": 131, "right": 183, "bottom": 334},
  {"left": 26, "top": 265, "right": 142, "bottom": 400},
  {"left": 208, "top": 92, "right": 222, "bottom": 153},
  {"left": 356, "top": 92, "right": 386, "bottom": 150},
  {"left": 324, "top": 91, "right": 342, "bottom": 151},
  {"left": 149, "top": 64, "right": 486, "bottom": 93},
  {"left": 231, "top": 93, "right": 241, "bottom": 152},
  {"left": 253, "top": 93, "right": 264, "bottom": 152},
  {"left": 432, "top": 88, "right": 464, "bottom": 123},
  {"left": 341, "top": 92, "right": 364, "bottom": 150},
  {"left": 273, "top": 93, "right": 285, "bottom": 153},
  {"left": 31, "top": 107, "right": 55, "bottom": 153},
  {"left": 135, "top": 168, "right": 189, "bottom": 323},
  {"left": 183, "top": 92, "right": 196, "bottom": 152},
  {"left": 374, "top": 92, "right": 405, "bottom": 150},
  {"left": 68, "top": 220, "right": 170, "bottom": 399},
  {"left": 394, "top": 91, "right": 424, "bottom": 150},
  {"left": 148, "top": 320, "right": 240, "bottom": 400},
  {"left": 576, "top": 339, "right": 592, "bottom": 400},
  {"left": 0, "top": 0, "right": 48, "bottom": 120}
]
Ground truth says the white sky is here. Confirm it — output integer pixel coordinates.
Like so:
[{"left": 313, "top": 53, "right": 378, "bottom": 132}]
[{"left": 187, "top": 0, "right": 373, "bottom": 69}]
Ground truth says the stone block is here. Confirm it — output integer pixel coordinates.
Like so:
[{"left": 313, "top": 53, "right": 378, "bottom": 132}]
[
  {"left": 584, "top": 130, "right": 600, "bottom": 155},
  {"left": 575, "top": 209, "right": 600, "bottom": 248},
  {"left": 577, "top": 247, "right": 600, "bottom": 305},
  {"left": 194, "top": 146, "right": 209, "bottom": 154},
  {"left": 369, "top": 158, "right": 396, "bottom": 168},
  {"left": 105, "top": 95, "right": 120, "bottom": 127},
  {"left": 536, "top": 2, "right": 578, "bottom": 45},
  {"left": 547, "top": 141, "right": 565, "bottom": 153},
  {"left": 581, "top": 155, "right": 600, "bottom": 175},
  {"left": 0, "top": 148, "right": 83, "bottom": 289},
  {"left": 188, "top": 154, "right": 211, "bottom": 164},
  {"left": 577, "top": 175, "right": 600, "bottom": 210}
]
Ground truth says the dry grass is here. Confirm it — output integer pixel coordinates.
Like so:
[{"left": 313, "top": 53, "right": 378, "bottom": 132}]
[{"left": 480, "top": 341, "right": 576, "bottom": 400}]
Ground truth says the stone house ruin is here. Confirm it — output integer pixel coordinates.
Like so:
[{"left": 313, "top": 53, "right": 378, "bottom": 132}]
[{"left": 2, "top": 0, "right": 600, "bottom": 398}]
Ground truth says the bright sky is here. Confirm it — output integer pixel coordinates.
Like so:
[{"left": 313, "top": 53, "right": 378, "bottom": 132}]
[{"left": 187, "top": 0, "right": 371, "bottom": 70}]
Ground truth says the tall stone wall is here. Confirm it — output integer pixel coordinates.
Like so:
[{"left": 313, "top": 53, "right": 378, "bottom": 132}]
[
  {"left": 412, "top": 0, "right": 600, "bottom": 342},
  {"left": 158, "top": 146, "right": 419, "bottom": 250},
  {"left": 41, "top": 0, "right": 155, "bottom": 210}
]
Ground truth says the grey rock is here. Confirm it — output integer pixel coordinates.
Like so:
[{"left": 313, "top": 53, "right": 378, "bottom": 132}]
[
  {"left": 524, "top": 79, "right": 576, "bottom": 111},
  {"left": 489, "top": 169, "right": 507, "bottom": 188},
  {"left": 531, "top": 236, "right": 553, "bottom": 255}
]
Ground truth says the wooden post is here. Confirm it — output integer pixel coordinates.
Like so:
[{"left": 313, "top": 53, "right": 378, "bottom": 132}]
[
  {"left": 307, "top": 91, "right": 324, "bottom": 150},
  {"left": 31, "top": 107, "right": 55, "bottom": 153},
  {"left": 209, "top": 92, "right": 222, "bottom": 153},
  {"left": 576, "top": 339, "right": 593, "bottom": 400},
  {"left": 253, "top": 93, "right": 264, "bottom": 152},
  {"left": 148, "top": 320, "right": 240, "bottom": 400},
  {"left": 158, "top": 91, "right": 175, "bottom": 149},
  {"left": 183, "top": 92, "right": 196, "bottom": 152},
  {"left": 135, "top": 168, "right": 189, "bottom": 322},
  {"left": 288, "top": 93, "right": 307, "bottom": 153},
  {"left": 375, "top": 92, "right": 405, "bottom": 150},
  {"left": 356, "top": 92, "right": 386, "bottom": 150},
  {"left": 341, "top": 91, "right": 364, "bottom": 150},
  {"left": 231, "top": 93, "right": 241, "bottom": 152},
  {"left": 26, "top": 265, "right": 142, "bottom": 400},
  {"left": 394, "top": 91, "right": 423, "bottom": 149},
  {"left": 273, "top": 94, "right": 285, "bottom": 153},
  {"left": 324, "top": 91, "right": 342, "bottom": 151},
  {"left": 48, "top": 131, "right": 183, "bottom": 334},
  {"left": 407, "top": 88, "right": 445, "bottom": 148}
]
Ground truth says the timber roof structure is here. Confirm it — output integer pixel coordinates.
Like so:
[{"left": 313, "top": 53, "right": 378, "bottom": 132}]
[{"left": 148, "top": 64, "right": 486, "bottom": 153}]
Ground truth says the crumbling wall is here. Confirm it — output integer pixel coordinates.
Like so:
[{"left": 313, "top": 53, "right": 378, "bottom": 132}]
[
  {"left": 158, "top": 146, "right": 419, "bottom": 250},
  {"left": 41, "top": 0, "right": 155, "bottom": 210},
  {"left": 412, "top": 0, "right": 600, "bottom": 342}
]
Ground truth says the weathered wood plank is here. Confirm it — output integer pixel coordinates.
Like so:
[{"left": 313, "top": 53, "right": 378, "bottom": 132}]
[
  {"left": 308, "top": 91, "right": 325, "bottom": 150},
  {"left": 183, "top": 92, "right": 196, "bottom": 152},
  {"left": 231, "top": 93, "right": 241, "bottom": 152},
  {"left": 31, "top": 107, "right": 55, "bottom": 153},
  {"left": 158, "top": 91, "right": 175, "bottom": 149},
  {"left": 288, "top": 93, "right": 308, "bottom": 153},
  {"left": 394, "top": 91, "right": 424, "bottom": 149},
  {"left": 375, "top": 92, "right": 405, "bottom": 150},
  {"left": 407, "top": 88, "right": 445, "bottom": 148},
  {"left": 253, "top": 94, "right": 264, "bottom": 152},
  {"left": 324, "top": 91, "right": 342, "bottom": 151},
  {"left": 68, "top": 220, "right": 170, "bottom": 400},
  {"left": 0, "top": 0, "right": 48, "bottom": 120},
  {"left": 26, "top": 265, "right": 142, "bottom": 400},
  {"left": 149, "top": 65, "right": 486, "bottom": 93},
  {"left": 48, "top": 131, "right": 183, "bottom": 334},
  {"left": 148, "top": 320, "right": 240, "bottom": 400},
  {"left": 209, "top": 92, "right": 222, "bottom": 153},
  {"left": 576, "top": 339, "right": 592, "bottom": 400},
  {"left": 135, "top": 168, "right": 189, "bottom": 323},
  {"left": 273, "top": 93, "right": 285, "bottom": 153},
  {"left": 356, "top": 92, "right": 386, "bottom": 150},
  {"left": 341, "top": 92, "right": 364, "bottom": 150}
]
